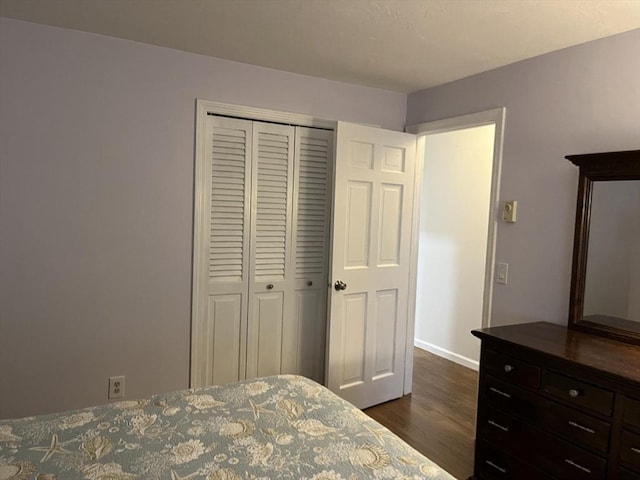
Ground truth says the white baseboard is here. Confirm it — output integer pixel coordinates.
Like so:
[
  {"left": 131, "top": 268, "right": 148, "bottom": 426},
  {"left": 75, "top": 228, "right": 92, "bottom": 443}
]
[{"left": 414, "top": 339, "right": 479, "bottom": 371}]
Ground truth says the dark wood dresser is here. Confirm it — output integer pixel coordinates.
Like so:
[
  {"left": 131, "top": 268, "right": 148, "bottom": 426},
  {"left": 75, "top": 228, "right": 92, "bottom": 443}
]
[{"left": 470, "top": 322, "right": 640, "bottom": 480}]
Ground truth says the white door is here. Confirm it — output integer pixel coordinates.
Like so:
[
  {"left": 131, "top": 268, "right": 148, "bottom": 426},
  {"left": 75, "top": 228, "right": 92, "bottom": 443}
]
[
  {"left": 327, "top": 122, "right": 417, "bottom": 409},
  {"left": 191, "top": 116, "right": 253, "bottom": 387},
  {"left": 289, "top": 127, "right": 333, "bottom": 382},
  {"left": 246, "top": 122, "right": 296, "bottom": 379},
  {"left": 245, "top": 123, "right": 332, "bottom": 382}
]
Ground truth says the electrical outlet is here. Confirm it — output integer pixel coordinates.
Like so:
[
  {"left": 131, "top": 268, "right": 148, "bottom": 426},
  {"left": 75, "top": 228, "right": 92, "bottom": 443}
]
[{"left": 108, "top": 376, "right": 125, "bottom": 399}]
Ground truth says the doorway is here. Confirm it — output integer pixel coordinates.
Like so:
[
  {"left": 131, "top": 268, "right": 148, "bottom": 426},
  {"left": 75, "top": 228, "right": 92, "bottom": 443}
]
[{"left": 406, "top": 109, "right": 504, "bottom": 372}]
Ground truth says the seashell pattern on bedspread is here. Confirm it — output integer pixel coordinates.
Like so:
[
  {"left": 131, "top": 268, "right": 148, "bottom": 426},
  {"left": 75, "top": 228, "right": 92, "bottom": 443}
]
[{"left": 0, "top": 375, "right": 455, "bottom": 479}]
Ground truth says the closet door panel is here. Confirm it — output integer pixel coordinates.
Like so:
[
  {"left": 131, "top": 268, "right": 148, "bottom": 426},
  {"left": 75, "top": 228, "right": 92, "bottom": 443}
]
[
  {"left": 251, "top": 292, "right": 285, "bottom": 378},
  {"left": 192, "top": 116, "right": 252, "bottom": 387},
  {"left": 208, "top": 294, "right": 243, "bottom": 385},
  {"left": 288, "top": 289, "right": 326, "bottom": 381},
  {"left": 246, "top": 122, "right": 295, "bottom": 379},
  {"left": 290, "top": 127, "right": 333, "bottom": 383}
]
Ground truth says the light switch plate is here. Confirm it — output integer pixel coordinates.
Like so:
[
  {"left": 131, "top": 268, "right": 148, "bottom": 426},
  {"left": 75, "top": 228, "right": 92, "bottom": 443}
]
[{"left": 496, "top": 262, "right": 509, "bottom": 285}]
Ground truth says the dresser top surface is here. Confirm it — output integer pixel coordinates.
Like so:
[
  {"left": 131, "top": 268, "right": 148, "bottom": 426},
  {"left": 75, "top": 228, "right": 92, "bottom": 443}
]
[{"left": 472, "top": 322, "right": 640, "bottom": 385}]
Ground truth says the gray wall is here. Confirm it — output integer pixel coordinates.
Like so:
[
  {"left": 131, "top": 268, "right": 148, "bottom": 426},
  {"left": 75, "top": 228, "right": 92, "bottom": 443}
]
[
  {"left": 0, "top": 18, "right": 406, "bottom": 419},
  {"left": 407, "top": 28, "right": 640, "bottom": 330}
]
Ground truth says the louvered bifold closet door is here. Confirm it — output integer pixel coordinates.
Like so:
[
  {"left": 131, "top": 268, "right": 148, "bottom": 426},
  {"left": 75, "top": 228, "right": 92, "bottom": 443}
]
[
  {"left": 246, "top": 122, "right": 296, "bottom": 379},
  {"left": 288, "top": 127, "right": 333, "bottom": 383},
  {"left": 191, "top": 116, "right": 252, "bottom": 388}
]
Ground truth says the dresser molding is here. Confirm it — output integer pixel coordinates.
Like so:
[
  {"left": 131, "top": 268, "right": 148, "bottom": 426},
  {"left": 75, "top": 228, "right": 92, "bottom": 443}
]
[{"left": 469, "top": 322, "right": 640, "bottom": 480}]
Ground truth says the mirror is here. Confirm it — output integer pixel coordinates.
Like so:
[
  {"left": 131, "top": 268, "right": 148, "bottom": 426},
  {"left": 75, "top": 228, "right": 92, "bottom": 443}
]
[{"left": 567, "top": 150, "right": 640, "bottom": 345}]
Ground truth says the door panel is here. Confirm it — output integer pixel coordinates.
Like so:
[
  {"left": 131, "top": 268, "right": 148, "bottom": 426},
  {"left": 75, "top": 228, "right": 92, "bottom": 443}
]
[
  {"left": 289, "top": 127, "right": 333, "bottom": 383},
  {"left": 208, "top": 294, "right": 243, "bottom": 385},
  {"left": 374, "top": 289, "right": 398, "bottom": 378},
  {"left": 252, "top": 292, "right": 285, "bottom": 378},
  {"left": 246, "top": 122, "right": 295, "bottom": 379},
  {"left": 345, "top": 181, "right": 372, "bottom": 267},
  {"left": 191, "top": 116, "right": 252, "bottom": 388},
  {"left": 341, "top": 292, "right": 367, "bottom": 387},
  {"left": 328, "top": 122, "right": 416, "bottom": 408},
  {"left": 378, "top": 184, "right": 403, "bottom": 265},
  {"left": 289, "top": 289, "right": 325, "bottom": 381}
]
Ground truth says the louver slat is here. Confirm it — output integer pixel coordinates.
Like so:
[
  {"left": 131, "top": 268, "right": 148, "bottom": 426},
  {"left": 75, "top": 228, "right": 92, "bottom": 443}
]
[
  {"left": 208, "top": 128, "right": 247, "bottom": 280},
  {"left": 255, "top": 131, "right": 290, "bottom": 279},
  {"left": 296, "top": 134, "right": 329, "bottom": 277}
]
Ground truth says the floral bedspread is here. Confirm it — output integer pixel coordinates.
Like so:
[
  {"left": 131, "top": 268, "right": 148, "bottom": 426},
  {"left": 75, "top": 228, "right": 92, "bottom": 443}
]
[{"left": 0, "top": 375, "right": 454, "bottom": 479}]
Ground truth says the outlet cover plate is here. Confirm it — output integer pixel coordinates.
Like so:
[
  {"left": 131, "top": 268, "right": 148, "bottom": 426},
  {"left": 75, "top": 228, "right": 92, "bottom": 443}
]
[{"left": 108, "top": 376, "right": 125, "bottom": 399}]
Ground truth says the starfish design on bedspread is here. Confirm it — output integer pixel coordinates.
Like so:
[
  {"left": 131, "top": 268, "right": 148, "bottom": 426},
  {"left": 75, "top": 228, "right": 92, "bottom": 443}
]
[
  {"left": 239, "top": 399, "right": 275, "bottom": 420},
  {"left": 30, "top": 434, "right": 72, "bottom": 462}
]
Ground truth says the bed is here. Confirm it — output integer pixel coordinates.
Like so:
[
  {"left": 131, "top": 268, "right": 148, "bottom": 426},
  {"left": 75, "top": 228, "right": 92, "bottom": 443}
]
[{"left": 0, "top": 375, "right": 455, "bottom": 479}]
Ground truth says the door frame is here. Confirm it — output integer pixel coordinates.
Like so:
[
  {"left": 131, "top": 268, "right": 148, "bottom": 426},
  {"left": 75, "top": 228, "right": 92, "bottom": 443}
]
[
  {"left": 403, "top": 108, "right": 505, "bottom": 392},
  {"left": 191, "top": 100, "right": 335, "bottom": 387}
]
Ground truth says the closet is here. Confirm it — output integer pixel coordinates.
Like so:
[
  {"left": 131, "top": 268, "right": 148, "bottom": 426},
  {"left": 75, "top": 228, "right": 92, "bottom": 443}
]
[{"left": 191, "top": 115, "right": 333, "bottom": 388}]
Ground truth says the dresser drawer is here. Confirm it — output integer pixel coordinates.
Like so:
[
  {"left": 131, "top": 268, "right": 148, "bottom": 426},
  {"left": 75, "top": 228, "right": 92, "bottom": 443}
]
[
  {"left": 618, "top": 467, "right": 640, "bottom": 480},
  {"left": 484, "top": 349, "right": 541, "bottom": 389},
  {"left": 543, "top": 371, "right": 614, "bottom": 416},
  {"left": 484, "top": 375, "right": 535, "bottom": 417},
  {"left": 480, "top": 405, "right": 514, "bottom": 447},
  {"left": 480, "top": 414, "right": 607, "bottom": 480},
  {"left": 625, "top": 397, "right": 640, "bottom": 428},
  {"left": 620, "top": 429, "right": 640, "bottom": 472},
  {"left": 523, "top": 423, "right": 607, "bottom": 480},
  {"left": 484, "top": 376, "right": 611, "bottom": 453},
  {"left": 475, "top": 442, "right": 555, "bottom": 480}
]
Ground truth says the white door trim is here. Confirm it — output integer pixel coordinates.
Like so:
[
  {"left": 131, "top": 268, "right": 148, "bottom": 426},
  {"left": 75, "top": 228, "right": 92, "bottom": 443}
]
[{"left": 402, "top": 108, "right": 505, "bottom": 393}]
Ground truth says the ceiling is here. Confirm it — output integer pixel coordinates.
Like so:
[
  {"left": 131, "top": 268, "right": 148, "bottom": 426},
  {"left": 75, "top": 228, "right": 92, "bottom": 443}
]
[{"left": 1, "top": 0, "right": 639, "bottom": 93}]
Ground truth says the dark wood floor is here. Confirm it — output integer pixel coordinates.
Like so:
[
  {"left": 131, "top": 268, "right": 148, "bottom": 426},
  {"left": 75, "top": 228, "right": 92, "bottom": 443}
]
[{"left": 364, "top": 348, "right": 478, "bottom": 480}]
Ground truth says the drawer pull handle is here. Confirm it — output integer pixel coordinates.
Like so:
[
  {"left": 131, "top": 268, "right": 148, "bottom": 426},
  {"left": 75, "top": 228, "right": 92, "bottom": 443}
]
[
  {"left": 485, "top": 460, "right": 507, "bottom": 474},
  {"left": 568, "top": 421, "right": 595, "bottom": 434},
  {"left": 503, "top": 364, "right": 514, "bottom": 373},
  {"left": 631, "top": 447, "right": 640, "bottom": 454},
  {"left": 489, "top": 387, "right": 512, "bottom": 399},
  {"left": 488, "top": 420, "right": 509, "bottom": 432},
  {"left": 568, "top": 389, "right": 581, "bottom": 398},
  {"left": 564, "top": 459, "right": 591, "bottom": 474}
]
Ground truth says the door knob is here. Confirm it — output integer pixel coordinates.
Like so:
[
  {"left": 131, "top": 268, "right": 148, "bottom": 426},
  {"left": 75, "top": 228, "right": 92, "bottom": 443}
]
[
  {"left": 334, "top": 280, "right": 347, "bottom": 291},
  {"left": 266, "top": 284, "right": 274, "bottom": 290}
]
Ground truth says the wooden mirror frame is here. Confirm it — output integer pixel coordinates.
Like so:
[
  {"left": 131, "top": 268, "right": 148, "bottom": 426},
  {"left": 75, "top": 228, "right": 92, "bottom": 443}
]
[{"left": 566, "top": 149, "right": 640, "bottom": 345}]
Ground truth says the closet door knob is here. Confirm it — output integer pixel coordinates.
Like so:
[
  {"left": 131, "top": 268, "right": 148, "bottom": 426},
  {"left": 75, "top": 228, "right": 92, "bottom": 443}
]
[
  {"left": 307, "top": 281, "right": 313, "bottom": 286},
  {"left": 334, "top": 280, "right": 347, "bottom": 291},
  {"left": 266, "top": 284, "right": 274, "bottom": 290}
]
